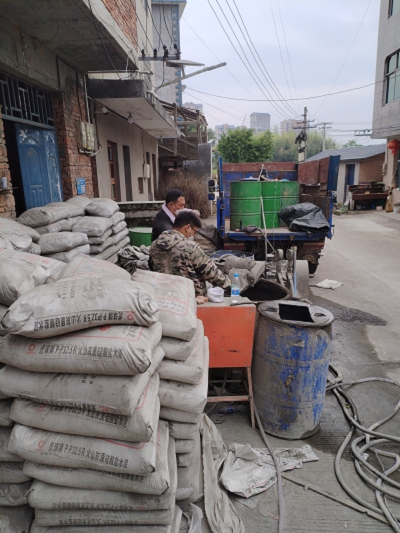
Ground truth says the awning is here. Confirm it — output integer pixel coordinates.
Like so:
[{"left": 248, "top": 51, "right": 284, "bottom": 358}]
[{"left": 87, "top": 78, "right": 181, "bottom": 139}]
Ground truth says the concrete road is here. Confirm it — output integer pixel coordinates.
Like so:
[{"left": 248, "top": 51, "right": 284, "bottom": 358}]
[{"left": 207, "top": 211, "right": 400, "bottom": 533}]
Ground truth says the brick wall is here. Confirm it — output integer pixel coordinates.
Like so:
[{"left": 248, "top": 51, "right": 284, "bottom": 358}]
[
  {"left": 103, "top": 0, "right": 138, "bottom": 49},
  {"left": 0, "top": 113, "right": 16, "bottom": 218},
  {"left": 52, "top": 76, "right": 98, "bottom": 199}
]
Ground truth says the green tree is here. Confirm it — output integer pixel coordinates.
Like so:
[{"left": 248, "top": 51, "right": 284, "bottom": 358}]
[
  {"left": 271, "top": 131, "right": 339, "bottom": 162},
  {"left": 342, "top": 140, "right": 362, "bottom": 148},
  {"left": 207, "top": 128, "right": 215, "bottom": 141},
  {"left": 217, "top": 127, "right": 273, "bottom": 163}
]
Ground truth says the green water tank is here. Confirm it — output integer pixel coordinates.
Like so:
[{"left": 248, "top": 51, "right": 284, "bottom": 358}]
[
  {"left": 281, "top": 181, "right": 300, "bottom": 197},
  {"left": 280, "top": 196, "right": 299, "bottom": 209},
  {"left": 230, "top": 181, "right": 262, "bottom": 230},
  {"left": 129, "top": 227, "right": 152, "bottom": 247},
  {"left": 262, "top": 181, "right": 283, "bottom": 197}
]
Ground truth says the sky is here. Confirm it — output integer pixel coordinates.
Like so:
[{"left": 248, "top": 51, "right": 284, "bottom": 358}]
[{"left": 179, "top": 0, "right": 382, "bottom": 146}]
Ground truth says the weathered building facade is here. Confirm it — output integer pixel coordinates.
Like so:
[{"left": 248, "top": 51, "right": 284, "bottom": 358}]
[
  {"left": 371, "top": 0, "right": 400, "bottom": 188},
  {"left": 0, "top": 0, "right": 180, "bottom": 217}
]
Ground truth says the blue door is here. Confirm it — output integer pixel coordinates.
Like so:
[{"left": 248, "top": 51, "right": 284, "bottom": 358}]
[
  {"left": 344, "top": 164, "right": 355, "bottom": 199},
  {"left": 15, "top": 125, "right": 63, "bottom": 210}
]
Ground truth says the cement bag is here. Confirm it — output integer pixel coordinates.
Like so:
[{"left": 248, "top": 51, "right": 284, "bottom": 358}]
[
  {"left": 112, "top": 220, "right": 127, "bottom": 234},
  {"left": 0, "top": 233, "right": 32, "bottom": 252},
  {"left": 158, "top": 333, "right": 206, "bottom": 385},
  {"left": 0, "top": 481, "right": 31, "bottom": 506},
  {"left": 59, "top": 253, "right": 130, "bottom": 281},
  {"left": 24, "top": 421, "right": 171, "bottom": 495},
  {"left": 3, "top": 277, "right": 159, "bottom": 337},
  {"left": 0, "top": 254, "right": 49, "bottom": 306},
  {"left": 88, "top": 228, "right": 112, "bottom": 244},
  {"left": 66, "top": 196, "right": 92, "bottom": 209},
  {"left": 86, "top": 198, "right": 119, "bottom": 218},
  {"left": 0, "top": 304, "right": 7, "bottom": 336},
  {"left": 175, "top": 439, "right": 195, "bottom": 454},
  {"left": 30, "top": 523, "right": 174, "bottom": 533},
  {"left": 68, "top": 215, "right": 82, "bottom": 227},
  {"left": 0, "top": 426, "right": 20, "bottom": 461},
  {"left": 29, "top": 438, "right": 176, "bottom": 511},
  {"left": 10, "top": 375, "right": 160, "bottom": 443},
  {"left": 0, "top": 249, "right": 65, "bottom": 285},
  {"left": 18, "top": 205, "right": 72, "bottom": 227},
  {"left": 0, "top": 462, "right": 31, "bottom": 483},
  {"left": 28, "top": 242, "right": 42, "bottom": 255},
  {"left": 36, "top": 219, "right": 72, "bottom": 234},
  {"left": 112, "top": 211, "right": 125, "bottom": 225},
  {"left": 90, "top": 234, "right": 117, "bottom": 254},
  {"left": 176, "top": 432, "right": 203, "bottom": 502},
  {"left": 159, "top": 321, "right": 204, "bottom": 362},
  {"left": 159, "top": 340, "right": 209, "bottom": 415},
  {"left": 132, "top": 271, "right": 197, "bottom": 341},
  {"left": 29, "top": 479, "right": 175, "bottom": 511},
  {"left": 1, "top": 322, "right": 162, "bottom": 374},
  {"left": 160, "top": 407, "right": 201, "bottom": 425},
  {"left": 0, "top": 347, "right": 164, "bottom": 415},
  {"left": 34, "top": 506, "right": 175, "bottom": 527},
  {"left": 177, "top": 452, "right": 194, "bottom": 468},
  {"left": 46, "top": 203, "right": 84, "bottom": 218},
  {"left": 0, "top": 217, "right": 40, "bottom": 241},
  {"left": 168, "top": 422, "right": 199, "bottom": 440},
  {"left": 39, "top": 232, "right": 89, "bottom": 254},
  {"left": 9, "top": 423, "right": 157, "bottom": 475},
  {"left": 0, "top": 505, "right": 34, "bottom": 533},
  {"left": 114, "top": 227, "right": 129, "bottom": 244},
  {"left": 45, "top": 244, "right": 90, "bottom": 263},
  {"left": 94, "top": 236, "right": 129, "bottom": 261},
  {"left": 72, "top": 216, "right": 113, "bottom": 237},
  {"left": 0, "top": 398, "right": 12, "bottom": 425}
]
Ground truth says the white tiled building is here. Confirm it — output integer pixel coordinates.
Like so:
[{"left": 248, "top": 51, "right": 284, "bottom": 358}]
[{"left": 371, "top": 0, "right": 400, "bottom": 188}]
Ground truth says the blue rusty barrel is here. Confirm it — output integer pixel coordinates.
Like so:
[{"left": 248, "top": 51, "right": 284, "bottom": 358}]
[{"left": 252, "top": 300, "right": 334, "bottom": 439}]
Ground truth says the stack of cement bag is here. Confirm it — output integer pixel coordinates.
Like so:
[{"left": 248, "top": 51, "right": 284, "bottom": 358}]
[
  {"left": 0, "top": 217, "right": 42, "bottom": 255},
  {"left": 74, "top": 198, "right": 129, "bottom": 264},
  {"left": 0, "top": 379, "right": 34, "bottom": 533},
  {"left": 132, "top": 270, "right": 208, "bottom": 504},
  {"left": 0, "top": 257, "right": 183, "bottom": 531}
]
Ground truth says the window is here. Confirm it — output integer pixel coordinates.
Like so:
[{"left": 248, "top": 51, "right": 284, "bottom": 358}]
[
  {"left": 389, "top": 0, "right": 400, "bottom": 16},
  {"left": 107, "top": 141, "right": 120, "bottom": 201},
  {"left": 138, "top": 177, "right": 144, "bottom": 195},
  {"left": 386, "top": 50, "right": 400, "bottom": 103}
]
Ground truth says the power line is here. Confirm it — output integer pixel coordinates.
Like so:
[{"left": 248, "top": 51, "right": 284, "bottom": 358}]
[
  {"left": 312, "top": 0, "right": 373, "bottom": 117},
  {"left": 144, "top": 0, "right": 165, "bottom": 48},
  {"left": 185, "top": 79, "right": 381, "bottom": 102},
  {"left": 276, "top": 0, "right": 300, "bottom": 113},
  {"left": 185, "top": 90, "right": 251, "bottom": 123},
  {"left": 181, "top": 17, "right": 274, "bottom": 114},
  {"left": 161, "top": 0, "right": 174, "bottom": 47},
  {"left": 268, "top": 0, "right": 296, "bottom": 112},
  {"left": 208, "top": 0, "right": 291, "bottom": 120},
  {"left": 227, "top": 0, "right": 298, "bottom": 117}
]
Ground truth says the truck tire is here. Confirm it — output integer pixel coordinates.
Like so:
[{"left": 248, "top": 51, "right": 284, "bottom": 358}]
[{"left": 308, "top": 261, "right": 318, "bottom": 275}]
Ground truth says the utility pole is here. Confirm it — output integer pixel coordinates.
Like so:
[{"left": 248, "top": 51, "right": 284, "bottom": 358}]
[
  {"left": 293, "top": 107, "right": 316, "bottom": 163},
  {"left": 317, "top": 122, "right": 332, "bottom": 151}
]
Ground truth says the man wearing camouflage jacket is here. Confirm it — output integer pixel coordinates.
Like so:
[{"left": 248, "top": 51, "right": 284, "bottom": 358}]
[{"left": 150, "top": 211, "right": 230, "bottom": 299}]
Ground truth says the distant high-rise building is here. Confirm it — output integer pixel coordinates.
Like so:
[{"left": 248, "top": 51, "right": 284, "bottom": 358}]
[
  {"left": 215, "top": 124, "right": 235, "bottom": 141},
  {"left": 250, "top": 112, "right": 271, "bottom": 132},
  {"left": 279, "top": 119, "right": 296, "bottom": 134},
  {"left": 183, "top": 102, "right": 204, "bottom": 113}
]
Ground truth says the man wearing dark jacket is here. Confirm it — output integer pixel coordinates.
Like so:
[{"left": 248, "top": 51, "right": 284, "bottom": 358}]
[{"left": 151, "top": 189, "right": 185, "bottom": 241}]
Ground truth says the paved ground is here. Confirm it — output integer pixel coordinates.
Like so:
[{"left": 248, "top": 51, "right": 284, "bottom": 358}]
[{"left": 204, "top": 211, "right": 400, "bottom": 533}]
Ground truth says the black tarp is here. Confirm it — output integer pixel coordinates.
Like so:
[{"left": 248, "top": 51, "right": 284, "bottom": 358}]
[{"left": 278, "top": 202, "right": 330, "bottom": 233}]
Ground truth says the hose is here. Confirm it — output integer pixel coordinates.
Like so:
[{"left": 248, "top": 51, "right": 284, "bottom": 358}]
[
  {"left": 254, "top": 404, "right": 284, "bottom": 533},
  {"left": 328, "top": 365, "right": 400, "bottom": 531}
]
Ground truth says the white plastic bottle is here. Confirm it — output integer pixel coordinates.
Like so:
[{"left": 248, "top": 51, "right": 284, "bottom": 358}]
[{"left": 230, "top": 273, "right": 240, "bottom": 304}]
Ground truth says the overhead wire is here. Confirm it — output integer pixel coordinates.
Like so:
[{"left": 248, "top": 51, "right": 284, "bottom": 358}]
[
  {"left": 185, "top": 80, "right": 381, "bottom": 102},
  {"left": 276, "top": 0, "right": 301, "bottom": 113},
  {"left": 312, "top": 0, "right": 373, "bottom": 117},
  {"left": 268, "top": 0, "right": 297, "bottom": 113},
  {"left": 181, "top": 16, "right": 274, "bottom": 115},
  {"left": 161, "top": 0, "right": 174, "bottom": 48},
  {"left": 208, "top": 0, "right": 291, "bottom": 120},
  {"left": 227, "top": 0, "right": 298, "bottom": 118}
]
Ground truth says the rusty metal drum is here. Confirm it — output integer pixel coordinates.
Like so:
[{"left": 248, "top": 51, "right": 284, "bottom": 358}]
[{"left": 252, "top": 300, "right": 334, "bottom": 439}]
